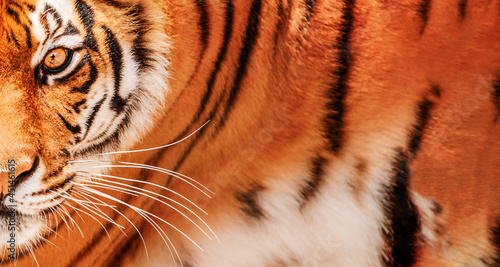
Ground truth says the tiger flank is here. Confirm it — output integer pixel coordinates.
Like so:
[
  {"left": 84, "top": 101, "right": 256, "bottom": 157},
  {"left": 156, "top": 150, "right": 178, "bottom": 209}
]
[{"left": 0, "top": 0, "right": 500, "bottom": 266}]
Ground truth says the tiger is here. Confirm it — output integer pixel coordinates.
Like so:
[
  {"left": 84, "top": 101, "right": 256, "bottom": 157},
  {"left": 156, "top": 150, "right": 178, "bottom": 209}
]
[{"left": 1, "top": 0, "right": 500, "bottom": 266}]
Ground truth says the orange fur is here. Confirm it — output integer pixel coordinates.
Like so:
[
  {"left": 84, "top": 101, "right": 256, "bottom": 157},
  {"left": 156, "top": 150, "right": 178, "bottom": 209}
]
[{"left": 0, "top": 0, "right": 500, "bottom": 266}]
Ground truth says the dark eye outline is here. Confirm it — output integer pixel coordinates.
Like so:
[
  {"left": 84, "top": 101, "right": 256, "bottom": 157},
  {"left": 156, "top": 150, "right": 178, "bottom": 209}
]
[{"left": 41, "top": 48, "right": 74, "bottom": 75}]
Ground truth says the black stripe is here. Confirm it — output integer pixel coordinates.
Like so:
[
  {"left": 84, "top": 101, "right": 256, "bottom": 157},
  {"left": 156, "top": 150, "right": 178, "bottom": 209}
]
[
  {"left": 235, "top": 184, "right": 266, "bottom": 219},
  {"left": 184, "top": 0, "right": 211, "bottom": 85},
  {"left": 458, "top": 0, "right": 467, "bottom": 21},
  {"left": 125, "top": 4, "right": 153, "bottom": 69},
  {"left": 196, "top": 0, "right": 210, "bottom": 64},
  {"left": 63, "top": 22, "right": 80, "bottom": 36},
  {"left": 417, "top": 0, "right": 431, "bottom": 34},
  {"left": 73, "top": 99, "right": 87, "bottom": 113},
  {"left": 409, "top": 96, "right": 435, "bottom": 156},
  {"left": 44, "top": 4, "right": 63, "bottom": 34},
  {"left": 485, "top": 216, "right": 500, "bottom": 266},
  {"left": 32, "top": 175, "right": 74, "bottom": 196},
  {"left": 72, "top": 58, "right": 98, "bottom": 94},
  {"left": 325, "top": 0, "right": 355, "bottom": 153},
  {"left": 81, "top": 96, "right": 106, "bottom": 141},
  {"left": 492, "top": 76, "right": 500, "bottom": 122},
  {"left": 192, "top": 0, "right": 233, "bottom": 123},
  {"left": 274, "top": 0, "right": 285, "bottom": 47},
  {"left": 299, "top": 156, "right": 326, "bottom": 208},
  {"left": 144, "top": 0, "right": 235, "bottom": 179},
  {"left": 73, "top": 112, "right": 131, "bottom": 157},
  {"left": 23, "top": 25, "right": 31, "bottom": 48},
  {"left": 212, "top": 0, "right": 263, "bottom": 135},
  {"left": 75, "top": 0, "right": 98, "bottom": 51},
  {"left": 10, "top": 30, "right": 20, "bottom": 48},
  {"left": 103, "top": 26, "right": 127, "bottom": 114},
  {"left": 382, "top": 152, "right": 421, "bottom": 267},
  {"left": 57, "top": 113, "right": 81, "bottom": 134},
  {"left": 304, "top": 0, "right": 316, "bottom": 22},
  {"left": 104, "top": 224, "right": 145, "bottom": 267},
  {"left": 6, "top": 6, "right": 21, "bottom": 24}
]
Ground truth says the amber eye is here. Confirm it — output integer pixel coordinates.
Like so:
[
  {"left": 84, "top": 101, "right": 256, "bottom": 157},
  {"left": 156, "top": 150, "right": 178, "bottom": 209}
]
[{"left": 42, "top": 48, "right": 73, "bottom": 74}]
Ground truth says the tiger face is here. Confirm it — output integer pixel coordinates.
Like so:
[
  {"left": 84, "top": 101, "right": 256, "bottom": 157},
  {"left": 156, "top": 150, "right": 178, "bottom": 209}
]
[{"left": 0, "top": 0, "right": 168, "bottom": 256}]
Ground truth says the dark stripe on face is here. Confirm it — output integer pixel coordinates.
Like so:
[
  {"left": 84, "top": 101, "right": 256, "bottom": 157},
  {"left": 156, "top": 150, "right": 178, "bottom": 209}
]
[
  {"left": 382, "top": 152, "right": 421, "bottom": 267},
  {"left": 73, "top": 113, "right": 131, "bottom": 157},
  {"left": 23, "top": 25, "right": 31, "bottom": 48},
  {"left": 58, "top": 113, "right": 81, "bottom": 134},
  {"left": 72, "top": 58, "right": 98, "bottom": 94},
  {"left": 299, "top": 156, "right": 326, "bottom": 208},
  {"left": 458, "top": 0, "right": 467, "bottom": 21},
  {"left": 63, "top": 22, "right": 80, "bottom": 36},
  {"left": 212, "top": 0, "right": 262, "bottom": 134},
  {"left": 124, "top": 4, "right": 153, "bottom": 70},
  {"left": 6, "top": 6, "right": 21, "bottom": 23},
  {"left": 80, "top": 95, "right": 106, "bottom": 141},
  {"left": 32, "top": 175, "right": 74, "bottom": 196},
  {"left": 44, "top": 4, "right": 63, "bottom": 33},
  {"left": 492, "top": 77, "right": 500, "bottom": 122},
  {"left": 417, "top": 0, "right": 431, "bottom": 34},
  {"left": 75, "top": 0, "right": 98, "bottom": 51},
  {"left": 9, "top": 30, "right": 20, "bottom": 48},
  {"left": 102, "top": 26, "right": 127, "bottom": 114},
  {"left": 324, "top": 0, "right": 355, "bottom": 153},
  {"left": 73, "top": 99, "right": 87, "bottom": 113},
  {"left": 235, "top": 184, "right": 266, "bottom": 219}
]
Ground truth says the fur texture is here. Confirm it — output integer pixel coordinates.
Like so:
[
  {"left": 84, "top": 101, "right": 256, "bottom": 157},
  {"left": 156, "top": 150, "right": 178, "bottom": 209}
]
[{"left": 0, "top": 0, "right": 500, "bottom": 266}]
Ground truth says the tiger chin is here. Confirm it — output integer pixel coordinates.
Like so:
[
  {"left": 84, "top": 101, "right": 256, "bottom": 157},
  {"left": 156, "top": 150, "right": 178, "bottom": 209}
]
[{"left": 2, "top": 0, "right": 500, "bottom": 266}]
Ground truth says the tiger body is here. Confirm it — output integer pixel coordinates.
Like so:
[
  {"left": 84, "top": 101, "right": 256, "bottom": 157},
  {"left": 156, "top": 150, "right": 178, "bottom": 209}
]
[{"left": 1, "top": 0, "right": 500, "bottom": 266}]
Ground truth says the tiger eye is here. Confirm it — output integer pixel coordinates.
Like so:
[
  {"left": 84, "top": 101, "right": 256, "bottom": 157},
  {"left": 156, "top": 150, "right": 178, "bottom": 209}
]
[{"left": 44, "top": 48, "right": 68, "bottom": 70}]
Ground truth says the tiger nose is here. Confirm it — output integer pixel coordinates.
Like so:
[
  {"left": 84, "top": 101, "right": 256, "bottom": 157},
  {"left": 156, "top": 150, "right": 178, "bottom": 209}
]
[{"left": 0, "top": 157, "right": 40, "bottom": 198}]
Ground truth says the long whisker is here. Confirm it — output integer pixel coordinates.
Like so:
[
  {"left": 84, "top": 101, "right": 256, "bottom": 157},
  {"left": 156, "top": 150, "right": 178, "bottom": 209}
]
[
  {"left": 72, "top": 191, "right": 120, "bottom": 226},
  {"left": 81, "top": 178, "right": 217, "bottom": 241},
  {"left": 93, "top": 120, "right": 210, "bottom": 156},
  {"left": 78, "top": 171, "right": 207, "bottom": 214},
  {"left": 75, "top": 189, "right": 149, "bottom": 259},
  {"left": 29, "top": 247, "right": 40, "bottom": 267},
  {"left": 77, "top": 185, "right": 204, "bottom": 251},
  {"left": 59, "top": 204, "right": 85, "bottom": 238},
  {"left": 72, "top": 162, "right": 213, "bottom": 197},
  {"left": 62, "top": 192, "right": 127, "bottom": 239}
]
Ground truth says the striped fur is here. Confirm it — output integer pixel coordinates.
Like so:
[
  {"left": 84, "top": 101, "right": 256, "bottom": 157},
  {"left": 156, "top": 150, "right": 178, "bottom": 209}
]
[{"left": 0, "top": 0, "right": 500, "bottom": 266}]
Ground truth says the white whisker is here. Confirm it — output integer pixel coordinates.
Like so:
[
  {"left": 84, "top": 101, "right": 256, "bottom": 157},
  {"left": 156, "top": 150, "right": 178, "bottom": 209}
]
[
  {"left": 77, "top": 185, "right": 204, "bottom": 251},
  {"left": 79, "top": 171, "right": 207, "bottom": 215},
  {"left": 29, "top": 248, "right": 40, "bottom": 267},
  {"left": 60, "top": 204, "right": 85, "bottom": 238},
  {"left": 93, "top": 120, "right": 210, "bottom": 156},
  {"left": 75, "top": 189, "right": 149, "bottom": 259},
  {"left": 72, "top": 163, "right": 213, "bottom": 197},
  {"left": 81, "top": 177, "right": 217, "bottom": 241}
]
